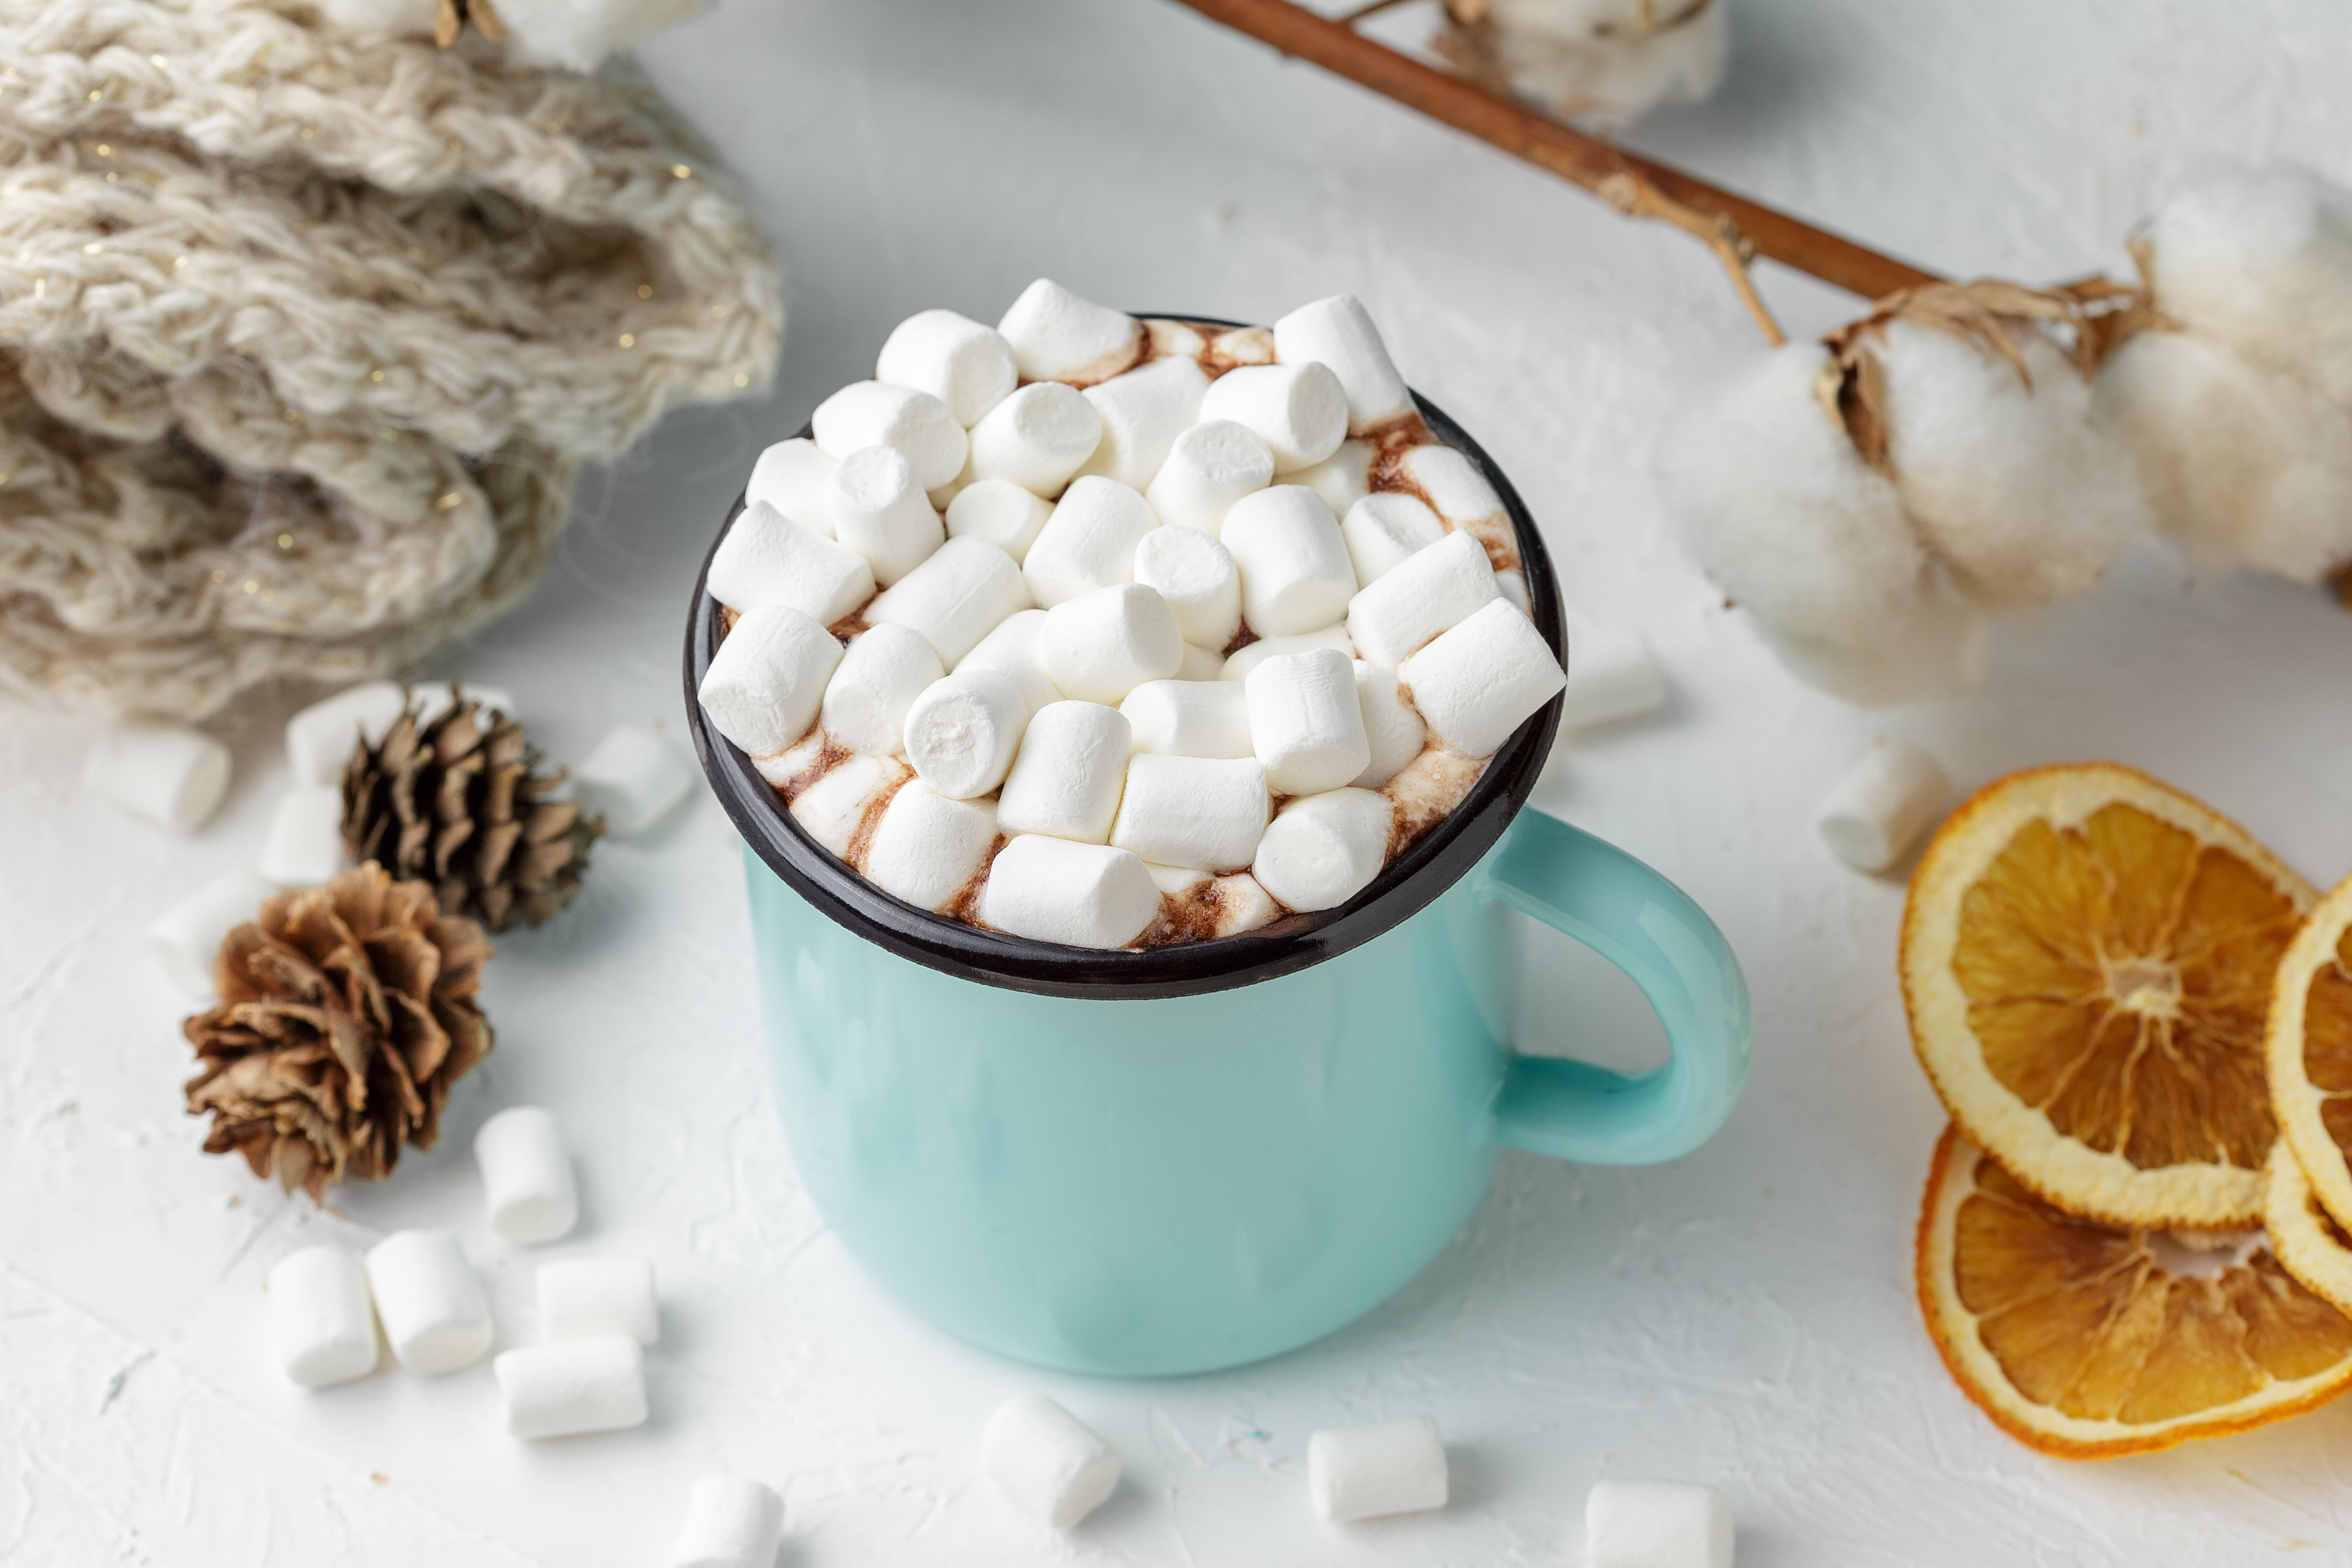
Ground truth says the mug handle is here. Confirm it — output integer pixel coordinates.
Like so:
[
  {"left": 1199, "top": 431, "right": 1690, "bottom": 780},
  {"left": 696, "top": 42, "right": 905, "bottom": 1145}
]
[{"left": 1475, "top": 806, "right": 1752, "bottom": 1165}]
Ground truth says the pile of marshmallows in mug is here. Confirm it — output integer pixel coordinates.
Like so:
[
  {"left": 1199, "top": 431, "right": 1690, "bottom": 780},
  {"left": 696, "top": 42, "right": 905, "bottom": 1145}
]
[{"left": 696, "top": 282, "right": 1570, "bottom": 950}]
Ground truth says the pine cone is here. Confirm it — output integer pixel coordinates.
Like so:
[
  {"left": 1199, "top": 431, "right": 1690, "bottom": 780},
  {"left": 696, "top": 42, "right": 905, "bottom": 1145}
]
[
  {"left": 183, "top": 863, "right": 494, "bottom": 1200},
  {"left": 341, "top": 688, "right": 602, "bottom": 932}
]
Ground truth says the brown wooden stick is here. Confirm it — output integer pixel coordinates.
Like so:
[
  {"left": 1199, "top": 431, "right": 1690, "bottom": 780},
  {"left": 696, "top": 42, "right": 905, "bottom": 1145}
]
[{"left": 1169, "top": 0, "right": 1943, "bottom": 303}]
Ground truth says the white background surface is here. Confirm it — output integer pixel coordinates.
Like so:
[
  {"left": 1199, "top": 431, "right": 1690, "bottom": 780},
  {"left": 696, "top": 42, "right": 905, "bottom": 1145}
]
[{"left": 9, "top": 1, "right": 2352, "bottom": 1563}]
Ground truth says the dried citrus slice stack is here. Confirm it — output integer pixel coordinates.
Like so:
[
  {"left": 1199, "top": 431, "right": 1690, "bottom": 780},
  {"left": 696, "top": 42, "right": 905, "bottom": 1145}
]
[
  {"left": 1902, "top": 763, "right": 2315, "bottom": 1228},
  {"left": 1918, "top": 1127, "right": 2352, "bottom": 1458},
  {"left": 2268, "top": 874, "right": 2352, "bottom": 1243},
  {"left": 2265, "top": 1140, "right": 2352, "bottom": 1316}
]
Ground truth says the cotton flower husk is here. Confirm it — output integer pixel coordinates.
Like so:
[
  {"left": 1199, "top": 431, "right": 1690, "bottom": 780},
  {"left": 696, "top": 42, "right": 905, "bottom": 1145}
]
[
  {"left": 2147, "top": 164, "right": 2352, "bottom": 407},
  {"left": 1439, "top": 0, "right": 1725, "bottom": 126}
]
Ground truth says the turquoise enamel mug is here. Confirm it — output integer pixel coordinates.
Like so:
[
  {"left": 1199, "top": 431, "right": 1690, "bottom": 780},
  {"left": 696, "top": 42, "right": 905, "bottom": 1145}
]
[{"left": 687, "top": 386, "right": 1751, "bottom": 1377}]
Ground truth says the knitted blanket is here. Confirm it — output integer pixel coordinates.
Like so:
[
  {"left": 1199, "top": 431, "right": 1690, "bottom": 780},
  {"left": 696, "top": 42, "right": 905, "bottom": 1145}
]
[{"left": 0, "top": 0, "right": 780, "bottom": 716}]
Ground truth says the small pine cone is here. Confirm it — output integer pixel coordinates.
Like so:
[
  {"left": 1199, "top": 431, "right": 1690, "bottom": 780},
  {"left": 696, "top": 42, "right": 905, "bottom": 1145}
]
[
  {"left": 341, "top": 687, "right": 602, "bottom": 932},
  {"left": 183, "top": 863, "right": 494, "bottom": 1200}
]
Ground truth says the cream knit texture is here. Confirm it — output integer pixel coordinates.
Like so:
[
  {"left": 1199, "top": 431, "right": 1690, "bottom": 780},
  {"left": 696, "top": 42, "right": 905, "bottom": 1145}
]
[{"left": 0, "top": 0, "right": 781, "bottom": 716}]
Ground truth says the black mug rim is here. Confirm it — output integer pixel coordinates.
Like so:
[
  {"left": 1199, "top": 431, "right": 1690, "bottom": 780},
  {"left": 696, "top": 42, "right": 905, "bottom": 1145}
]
[{"left": 683, "top": 321, "right": 1567, "bottom": 1001}]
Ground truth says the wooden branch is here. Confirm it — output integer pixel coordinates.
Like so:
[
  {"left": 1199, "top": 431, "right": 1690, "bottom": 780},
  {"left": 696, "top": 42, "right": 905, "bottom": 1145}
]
[{"left": 1168, "top": 0, "right": 1943, "bottom": 304}]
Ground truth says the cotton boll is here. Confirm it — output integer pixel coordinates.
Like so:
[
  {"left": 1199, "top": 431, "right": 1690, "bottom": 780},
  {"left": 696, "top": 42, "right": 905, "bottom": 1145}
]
[
  {"left": 1458, "top": 0, "right": 1725, "bottom": 127},
  {"left": 1876, "top": 319, "right": 2147, "bottom": 611},
  {"left": 2146, "top": 164, "right": 2352, "bottom": 407},
  {"left": 2097, "top": 329, "right": 2352, "bottom": 582}
]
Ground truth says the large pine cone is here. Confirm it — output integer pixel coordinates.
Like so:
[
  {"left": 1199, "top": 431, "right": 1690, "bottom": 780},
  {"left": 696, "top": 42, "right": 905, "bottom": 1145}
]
[
  {"left": 341, "top": 688, "right": 601, "bottom": 932},
  {"left": 184, "top": 863, "right": 494, "bottom": 1200}
]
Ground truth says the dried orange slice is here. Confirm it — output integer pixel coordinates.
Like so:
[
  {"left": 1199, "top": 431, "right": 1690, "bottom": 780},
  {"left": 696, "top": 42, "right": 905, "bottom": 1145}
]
[
  {"left": 2268, "top": 873, "right": 2352, "bottom": 1240},
  {"left": 2265, "top": 1140, "right": 2352, "bottom": 1316},
  {"left": 1903, "top": 763, "right": 2315, "bottom": 1228},
  {"left": 1917, "top": 1127, "right": 2352, "bottom": 1458}
]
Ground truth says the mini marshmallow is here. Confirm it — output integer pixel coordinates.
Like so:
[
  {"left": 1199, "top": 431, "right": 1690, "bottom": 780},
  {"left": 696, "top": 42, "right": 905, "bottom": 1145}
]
[
  {"left": 1307, "top": 1415, "right": 1447, "bottom": 1522},
  {"left": 495, "top": 1336, "right": 647, "bottom": 1440},
  {"left": 1076, "top": 356, "right": 1209, "bottom": 490},
  {"left": 1247, "top": 648, "right": 1372, "bottom": 795},
  {"left": 364, "top": 1229, "right": 493, "bottom": 1376},
  {"left": 1253, "top": 788, "right": 1392, "bottom": 912},
  {"left": 1145, "top": 863, "right": 1280, "bottom": 932},
  {"left": 1347, "top": 529, "right": 1499, "bottom": 665},
  {"left": 1198, "top": 361, "right": 1349, "bottom": 472},
  {"left": 791, "top": 754, "right": 910, "bottom": 857},
  {"left": 1178, "top": 643, "right": 1224, "bottom": 681},
  {"left": 1121, "top": 679, "right": 1253, "bottom": 759},
  {"left": 1341, "top": 492, "right": 1447, "bottom": 586},
  {"left": 475, "top": 1105, "right": 578, "bottom": 1246},
  {"left": 980, "top": 1394, "right": 1124, "bottom": 1527},
  {"left": 902, "top": 670, "right": 1028, "bottom": 798},
  {"left": 1294, "top": 439, "right": 1373, "bottom": 520},
  {"left": 1496, "top": 567, "right": 1531, "bottom": 615},
  {"left": 997, "top": 279, "right": 1143, "bottom": 385},
  {"left": 1039, "top": 582, "right": 1184, "bottom": 705},
  {"left": 1210, "top": 324, "right": 1277, "bottom": 365},
  {"left": 946, "top": 479, "right": 1054, "bottom": 563},
  {"left": 876, "top": 308, "right": 1018, "bottom": 426},
  {"left": 538, "top": 1256, "right": 658, "bottom": 1346},
  {"left": 996, "top": 701, "right": 1132, "bottom": 844},
  {"left": 1558, "top": 621, "right": 1667, "bottom": 732},
  {"left": 744, "top": 438, "right": 838, "bottom": 538},
  {"left": 670, "top": 1476, "right": 786, "bottom": 1568},
  {"left": 956, "top": 608, "right": 1063, "bottom": 718},
  {"left": 1816, "top": 739, "right": 1950, "bottom": 873},
  {"left": 1274, "top": 294, "right": 1415, "bottom": 431},
  {"left": 865, "top": 782, "right": 998, "bottom": 910},
  {"left": 150, "top": 868, "right": 274, "bottom": 998},
  {"left": 812, "top": 381, "right": 968, "bottom": 492},
  {"left": 1222, "top": 485, "right": 1359, "bottom": 636},
  {"left": 1397, "top": 443, "right": 1507, "bottom": 532},
  {"left": 1022, "top": 475, "right": 1160, "bottom": 607},
  {"left": 828, "top": 445, "right": 946, "bottom": 588},
  {"left": 1111, "top": 753, "right": 1269, "bottom": 871},
  {"left": 824, "top": 624, "right": 945, "bottom": 755},
  {"left": 698, "top": 603, "right": 843, "bottom": 758},
  {"left": 84, "top": 720, "right": 231, "bottom": 831},
  {"left": 965, "top": 382, "right": 1104, "bottom": 497},
  {"left": 1145, "top": 419, "right": 1275, "bottom": 535},
  {"left": 706, "top": 500, "right": 874, "bottom": 625},
  {"left": 981, "top": 834, "right": 1159, "bottom": 949},
  {"left": 267, "top": 1244, "right": 379, "bottom": 1389},
  {"left": 1219, "top": 625, "right": 1355, "bottom": 683},
  {"left": 1145, "top": 317, "right": 1208, "bottom": 359},
  {"left": 1397, "top": 601, "right": 1566, "bottom": 758},
  {"left": 866, "top": 536, "right": 1032, "bottom": 666},
  {"left": 260, "top": 786, "right": 348, "bottom": 887},
  {"left": 1133, "top": 524, "right": 1242, "bottom": 649},
  {"left": 574, "top": 725, "right": 696, "bottom": 838},
  {"left": 286, "top": 680, "right": 408, "bottom": 785},
  {"left": 1353, "top": 661, "right": 1426, "bottom": 788},
  {"left": 751, "top": 728, "right": 830, "bottom": 791},
  {"left": 1586, "top": 1479, "right": 1734, "bottom": 1568}
]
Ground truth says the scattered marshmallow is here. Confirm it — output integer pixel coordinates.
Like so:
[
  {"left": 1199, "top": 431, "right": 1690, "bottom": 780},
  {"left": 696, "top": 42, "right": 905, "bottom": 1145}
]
[
  {"left": 866, "top": 536, "right": 1033, "bottom": 666},
  {"left": 1293, "top": 438, "right": 1373, "bottom": 520},
  {"left": 1585, "top": 1479, "right": 1734, "bottom": 1568},
  {"left": 1222, "top": 484, "right": 1359, "bottom": 636},
  {"left": 475, "top": 1105, "right": 578, "bottom": 1246},
  {"left": 538, "top": 1256, "right": 659, "bottom": 1346},
  {"left": 1253, "top": 788, "right": 1393, "bottom": 912},
  {"left": 876, "top": 308, "right": 1018, "bottom": 426},
  {"left": 743, "top": 438, "right": 838, "bottom": 538},
  {"left": 997, "top": 279, "right": 1143, "bottom": 386},
  {"left": 285, "top": 680, "right": 408, "bottom": 785},
  {"left": 149, "top": 868, "right": 273, "bottom": 999},
  {"left": 1340, "top": 492, "right": 1448, "bottom": 587},
  {"left": 670, "top": 1475, "right": 786, "bottom": 1568},
  {"left": 1121, "top": 679, "right": 1253, "bottom": 759},
  {"left": 698, "top": 603, "right": 843, "bottom": 758},
  {"left": 411, "top": 682, "right": 516, "bottom": 731},
  {"left": 260, "top": 786, "right": 348, "bottom": 887},
  {"left": 495, "top": 1336, "right": 648, "bottom": 1440},
  {"left": 812, "top": 381, "right": 968, "bottom": 492},
  {"left": 902, "top": 670, "right": 1029, "bottom": 799},
  {"left": 1111, "top": 753, "right": 1269, "bottom": 872},
  {"left": 956, "top": 607, "right": 1063, "bottom": 718},
  {"left": 1199, "top": 360, "right": 1349, "bottom": 473},
  {"left": 824, "top": 624, "right": 945, "bottom": 756},
  {"left": 1038, "top": 582, "right": 1184, "bottom": 706},
  {"left": 364, "top": 1229, "right": 493, "bottom": 1375},
  {"left": 1397, "top": 600, "right": 1566, "bottom": 758},
  {"left": 706, "top": 499, "right": 874, "bottom": 625},
  {"left": 1346, "top": 528, "right": 1499, "bottom": 665},
  {"left": 267, "top": 1244, "right": 379, "bottom": 1389},
  {"left": 1077, "top": 356, "right": 1210, "bottom": 490},
  {"left": 1022, "top": 476, "right": 1160, "bottom": 607},
  {"left": 1145, "top": 419, "right": 1275, "bottom": 535},
  {"left": 1247, "top": 647, "right": 1372, "bottom": 795},
  {"left": 1557, "top": 621, "right": 1667, "bottom": 731},
  {"left": 996, "top": 701, "right": 1132, "bottom": 844},
  {"left": 1307, "top": 1416, "right": 1447, "bottom": 1522},
  {"left": 1218, "top": 625, "right": 1356, "bottom": 683},
  {"left": 1131, "top": 525, "right": 1242, "bottom": 651},
  {"left": 1352, "top": 661, "right": 1426, "bottom": 788},
  {"left": 980, "top": 835, "right": 1159, "bottom": 949},
  {"left": 828, "top": 445, "right": 946, "bottom": 588},
  {"left": 980, "top": 1394, "right": 1124, "bottom": 1528},
  {"left": 1177, "top": 642, "right": 1224, "bottom": 681},
  {"left": 947, "top": 479, "right": 1055, "bottom": 563},
  {"left": 1274, "top": 294, "right": 1414, "bottom": 431},
  {"left": 573, "top": 725, "right": 697, "bottom": 837},
  {"left": 1816, "top": 739, "right": 1951, "bottom": 873},
  {"left": 865, "top": 782, "right": 998, "bottom": 910},
  {"left": 791, "top": 754, "right": 910, "bottom": 858},
  {"left": 83, "top": 720, "right": 231, "bottom": 832}
]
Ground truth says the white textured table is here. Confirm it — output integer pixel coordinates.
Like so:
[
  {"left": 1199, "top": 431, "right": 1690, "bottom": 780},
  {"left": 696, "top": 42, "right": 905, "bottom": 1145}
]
[{"left": 9, "top": 2, "right": 2352, "bottom": 1562}]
